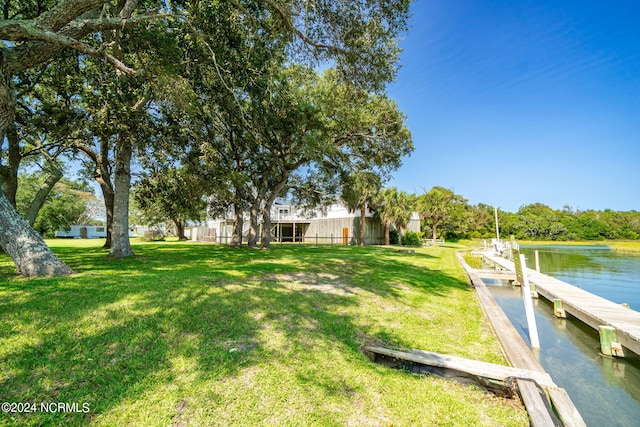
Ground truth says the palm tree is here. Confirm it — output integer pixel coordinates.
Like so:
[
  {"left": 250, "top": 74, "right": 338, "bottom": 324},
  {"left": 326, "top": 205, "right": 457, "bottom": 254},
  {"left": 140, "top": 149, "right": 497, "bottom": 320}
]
[
  {"left": 392, "top": 190, "right": 416, "bottom": 242},
  {"left": 372, "top": 187, "right": 395, "bottom": 245},
  {"left": 373, "top": 187, "right": 415, "bottom": 245},
  {"left": 341, "top": 171, "right": 381, "bottom": 245}
]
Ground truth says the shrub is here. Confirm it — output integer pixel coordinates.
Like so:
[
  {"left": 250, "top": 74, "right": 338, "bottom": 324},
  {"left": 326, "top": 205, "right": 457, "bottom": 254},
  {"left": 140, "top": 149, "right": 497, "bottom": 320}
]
[
  {"left": 401, "top": 231, "right": 422, "bottom": 247},
  {"left": 389, "top": 229, "right": 399, "bottom": 245},
  {"left": 140, "top": 228, "right": 166, "bottom": 242}
]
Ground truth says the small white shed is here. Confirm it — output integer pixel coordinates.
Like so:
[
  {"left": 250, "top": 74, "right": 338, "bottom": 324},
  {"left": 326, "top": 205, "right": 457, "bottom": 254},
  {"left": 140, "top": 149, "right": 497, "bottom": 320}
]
[{"left": 55, "top": 225, "right": 107, "bottom": 239}]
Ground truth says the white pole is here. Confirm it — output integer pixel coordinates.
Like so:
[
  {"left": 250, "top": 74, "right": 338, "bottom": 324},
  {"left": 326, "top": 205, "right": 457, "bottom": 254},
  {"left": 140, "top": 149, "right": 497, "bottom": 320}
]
[
  {"left": 520, "top": 254, "right": 540, "bottom": 349},
  {"left": 535, "top": 250, "right": 540, "bottom": 273},
  {"left": 494, "top": 207, "right": 500, "bottom": 242}
]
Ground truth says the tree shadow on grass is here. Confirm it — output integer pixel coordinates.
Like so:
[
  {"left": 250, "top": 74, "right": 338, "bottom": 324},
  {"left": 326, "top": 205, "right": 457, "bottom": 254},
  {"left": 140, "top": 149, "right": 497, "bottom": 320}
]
[
  {"left": 2, "top": 278, "right": 372, "bottom": 425},
  {"left": 0, "top": 243, "right": 473, "bottom": 425}
]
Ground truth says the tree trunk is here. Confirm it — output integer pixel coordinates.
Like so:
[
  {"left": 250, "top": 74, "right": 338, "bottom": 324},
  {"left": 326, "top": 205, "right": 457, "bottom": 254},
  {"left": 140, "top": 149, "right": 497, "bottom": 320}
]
[
  {"left": 261, "top": 207, "right": 272, "bottom": 249},
  {"left": 432, "top": 223, "right": 438, "bottom": 245},
  {"left": 248, "top": 200, "right": 260, "bottom": 248},
  {"left": 260, "top": 179, "right": 289, "bottom": 249},
  {"left": 260, "top": 193, "right": 280, "bottom": 249},
  {"left": 0, "top": 125, "right": 21, "bottom": 206},
  {"left": 25, "top": 167, "right": 63, "bottom": 226},
  {"left": 359, "top": 204, "right": 366, "bottom": 245},
  {"left": 384, "top": 220, "right": 390, "bottom": 245},
  {"left": 0, "top": 65, "right": 73, "bottom": 277},
  {"left": 174, "top": 218, "right": 187, "bottom": 240},
  {"left": 98, "top": 139, "right": 114, "bottom": 249},
  {"left": 99, "top": 180, "right": 114, "bottom": 249},
  {"left": 74, "top": 137, "right": 115, "bottom": 248},
  {"left": 0, "top": 189, "right": 74, "bottom": 277},
  {"left": 109, "top": 136, "right": 134, "bottom": 257},
  {"left": 230, "top": 203, "right": 243, "bottom": 247}
]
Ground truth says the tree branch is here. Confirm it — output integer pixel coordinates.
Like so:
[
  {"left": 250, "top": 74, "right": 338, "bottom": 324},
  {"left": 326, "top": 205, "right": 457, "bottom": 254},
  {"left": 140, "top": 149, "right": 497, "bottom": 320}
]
[
  {"left": 262, "top": 0, "right": 345, "bottom": 53},
  {"left": 34, "top": 0, "right": 108, "bottom": 32},
  {"left": 4, "top": 12, "right": 175, "bottom": 73}
]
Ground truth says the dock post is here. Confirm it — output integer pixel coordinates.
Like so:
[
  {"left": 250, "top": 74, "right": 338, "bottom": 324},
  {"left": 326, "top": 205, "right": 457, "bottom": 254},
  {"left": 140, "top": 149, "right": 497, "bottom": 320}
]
[
  {"left": 535, "top": 250, "right": 540, "bottom": 273},
  {"left": 512, "top": 248, "right": 523, "bottom": 286},
  {"left": 520, "top": 254, "right": 540, "bottom": 349},
  {"left": 553, "top": 299, "right": 567, "bottom": 318},
  {"left": 599, "top": 326, "right": 625, "bottom": 357}
]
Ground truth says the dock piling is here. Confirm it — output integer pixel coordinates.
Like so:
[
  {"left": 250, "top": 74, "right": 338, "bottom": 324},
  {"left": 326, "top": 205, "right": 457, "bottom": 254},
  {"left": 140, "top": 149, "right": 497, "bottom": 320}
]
[
  {"left": 599, "top": 326, "right": 625, "bottom": 357},
  {"left": 553, "top": 299, "right": 567, "bottom": 318}
]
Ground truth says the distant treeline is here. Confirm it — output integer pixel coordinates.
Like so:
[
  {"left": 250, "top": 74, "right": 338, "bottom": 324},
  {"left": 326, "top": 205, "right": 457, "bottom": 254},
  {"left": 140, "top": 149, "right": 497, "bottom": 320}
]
[
  {"left": 405, "top": 187, "right": 640, "bottom": 242},
  {"left": 451, "top": 203, "right": 640, "bottom": 241}
]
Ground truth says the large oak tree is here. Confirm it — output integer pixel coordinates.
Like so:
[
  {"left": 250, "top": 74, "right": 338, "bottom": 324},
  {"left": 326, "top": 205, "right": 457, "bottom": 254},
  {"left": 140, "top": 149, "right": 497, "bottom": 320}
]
[{"left": 0, "top": 0, "right": 410, "bottom": 276}]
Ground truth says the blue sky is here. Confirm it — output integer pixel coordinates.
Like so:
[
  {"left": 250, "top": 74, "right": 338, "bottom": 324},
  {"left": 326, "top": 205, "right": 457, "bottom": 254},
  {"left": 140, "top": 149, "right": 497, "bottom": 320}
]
[{"left": 386, "top": 0, "right": 640, "bottom": 212}]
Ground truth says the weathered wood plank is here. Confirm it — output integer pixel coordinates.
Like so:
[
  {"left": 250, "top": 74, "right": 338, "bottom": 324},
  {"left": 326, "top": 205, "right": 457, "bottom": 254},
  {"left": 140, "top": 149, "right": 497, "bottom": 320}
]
[
  {"left": 364, "top": 346, "right": 516, "bottom": 397},
  {"left": 516, "top": 378, "right": 562, "bottom": 427},
  {"left": 546, "top": 387, "right": 587, "bottom": 427},
  {"left": 364, "top": 346, "right": 554, "bottom": 387},
  {"left": 364, "top": 345, "right": 565, "bottom": 427}
]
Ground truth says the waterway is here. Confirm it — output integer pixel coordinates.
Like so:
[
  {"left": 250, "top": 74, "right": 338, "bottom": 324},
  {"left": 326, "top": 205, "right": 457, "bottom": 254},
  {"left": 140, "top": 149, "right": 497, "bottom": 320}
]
[
  {"left": 520, "top": 245, "right": 640, "bottom": 311},
  {"left": 484, "top": 245, "right": 640, "bottom": 426}
]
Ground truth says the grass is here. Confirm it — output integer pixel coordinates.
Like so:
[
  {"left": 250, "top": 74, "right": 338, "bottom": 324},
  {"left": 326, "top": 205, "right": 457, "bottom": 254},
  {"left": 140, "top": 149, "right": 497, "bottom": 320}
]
[
  {"left": 0, "top": 239, "right": 527, "bottom": 426},
  {"left": 606, "top": 240, "right": 640, "bottom": 253},
  {"left": 516, "top": 239, "right": 640, "bottom": 253}
]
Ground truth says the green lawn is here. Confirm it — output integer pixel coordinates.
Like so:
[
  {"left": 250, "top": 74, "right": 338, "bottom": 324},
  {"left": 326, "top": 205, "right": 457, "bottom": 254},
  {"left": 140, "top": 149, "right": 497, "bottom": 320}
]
[{"left": 0, "top": 240, "right": 527, "bottom": 426}]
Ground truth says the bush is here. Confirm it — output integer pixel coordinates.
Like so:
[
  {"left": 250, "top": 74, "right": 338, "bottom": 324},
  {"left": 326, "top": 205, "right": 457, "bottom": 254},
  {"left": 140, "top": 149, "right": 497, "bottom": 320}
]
[
  {"left": 389, "top": 229, "right": 399, "bottom": 245},
  {"left": 401, "top": 231, "right": 422, "bottom": 247},
  {"left": 140, "top": 228, "right": 166, "bottom": 242}
]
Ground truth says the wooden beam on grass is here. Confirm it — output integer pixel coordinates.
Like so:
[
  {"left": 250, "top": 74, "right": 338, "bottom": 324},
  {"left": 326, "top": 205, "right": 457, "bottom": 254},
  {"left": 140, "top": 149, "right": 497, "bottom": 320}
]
[
  {"left": 363, "top": 346, "right": 563, "bottom": 427},
  {"left": 363, "top": 346, "right": 554, "bottom": 387}
]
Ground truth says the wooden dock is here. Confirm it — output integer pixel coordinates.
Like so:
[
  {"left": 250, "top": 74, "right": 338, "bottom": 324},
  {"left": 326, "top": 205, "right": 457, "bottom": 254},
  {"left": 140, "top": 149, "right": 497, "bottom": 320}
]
[
  {"left": 480, "top": 251, "right": 640, "bottom": 357},
  {"left": 457, "top": 253, "right": 585, "bottom": 426}
]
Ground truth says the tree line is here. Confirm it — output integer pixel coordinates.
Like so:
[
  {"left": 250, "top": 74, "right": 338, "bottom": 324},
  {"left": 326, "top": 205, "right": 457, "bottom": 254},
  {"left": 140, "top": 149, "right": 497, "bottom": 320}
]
[
  {"left": 388, "top": 188, "right": 640, "bottom": 243},
  {"left": 0, "top": 0, "right": 412, "bottom": 277}
]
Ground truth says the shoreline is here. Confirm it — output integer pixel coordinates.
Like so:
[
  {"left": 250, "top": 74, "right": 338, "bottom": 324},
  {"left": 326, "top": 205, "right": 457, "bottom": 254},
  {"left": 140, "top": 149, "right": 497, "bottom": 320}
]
[{"left": 511, "top": 239, "right": 640, "bottom": 253}]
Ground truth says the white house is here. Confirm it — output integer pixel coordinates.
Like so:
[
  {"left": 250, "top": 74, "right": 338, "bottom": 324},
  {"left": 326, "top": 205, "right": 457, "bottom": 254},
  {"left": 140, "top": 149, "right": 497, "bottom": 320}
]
[
  {"left": 193, "top": 198, "right": 420, "bottom": 245},
  {"left": 55, "top": 225, "right": 145, "bottom": 238}
]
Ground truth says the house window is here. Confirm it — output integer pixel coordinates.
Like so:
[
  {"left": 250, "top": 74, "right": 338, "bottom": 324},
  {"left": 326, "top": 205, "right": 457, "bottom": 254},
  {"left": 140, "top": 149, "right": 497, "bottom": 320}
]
[
  {"left": 279, "top": 209, "right": 289, "bottom": 215},
  {"left": 96, "top": 227, "right": 105, "bottom": 232}
]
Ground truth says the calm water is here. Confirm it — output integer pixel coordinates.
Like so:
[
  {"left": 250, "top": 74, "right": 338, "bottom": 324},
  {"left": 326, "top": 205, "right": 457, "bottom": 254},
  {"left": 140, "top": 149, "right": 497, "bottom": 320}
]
[
  {"left": 520, "top": 245, "right": 640, "bottom": 311},
  {"left": 485, "top": 245, "right": 640, "bottom": 426}
]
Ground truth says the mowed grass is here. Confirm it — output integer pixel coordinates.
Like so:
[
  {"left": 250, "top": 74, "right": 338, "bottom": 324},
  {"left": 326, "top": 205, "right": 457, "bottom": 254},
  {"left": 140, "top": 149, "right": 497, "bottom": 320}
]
[{"left": 0, "top": 239, "right": 527, "bottom": 426}]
